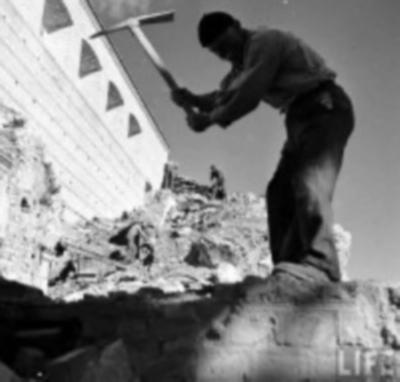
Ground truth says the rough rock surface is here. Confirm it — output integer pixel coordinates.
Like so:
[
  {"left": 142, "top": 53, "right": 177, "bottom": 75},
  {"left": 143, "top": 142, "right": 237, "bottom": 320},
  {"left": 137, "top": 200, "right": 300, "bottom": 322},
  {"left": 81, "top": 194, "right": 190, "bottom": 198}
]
[
  {"left": 46, "top": 188, "right": 352, "bottom": 301},
  {"left": 2, "top": 275, "right": 400, "bottom": 381},
  {"left": 46, "top": 189, "right": 273, "bottom": 300}
]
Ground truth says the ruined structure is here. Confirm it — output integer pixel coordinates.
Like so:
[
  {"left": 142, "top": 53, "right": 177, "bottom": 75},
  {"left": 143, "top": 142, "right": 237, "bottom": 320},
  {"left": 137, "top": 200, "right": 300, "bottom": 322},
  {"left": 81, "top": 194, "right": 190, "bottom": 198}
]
[
  {"left": 0, "top": 0, "right": 170, "bottom": 295},
  {"left": 0, "top": 0, "right": 169, "bottom": 220}
]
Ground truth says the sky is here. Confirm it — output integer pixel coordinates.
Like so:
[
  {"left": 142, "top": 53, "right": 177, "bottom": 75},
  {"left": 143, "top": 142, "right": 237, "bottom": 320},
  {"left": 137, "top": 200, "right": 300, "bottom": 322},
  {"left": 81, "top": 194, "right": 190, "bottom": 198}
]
[{"left": 89, "top": 0, "right": 400, "bottom": 282}]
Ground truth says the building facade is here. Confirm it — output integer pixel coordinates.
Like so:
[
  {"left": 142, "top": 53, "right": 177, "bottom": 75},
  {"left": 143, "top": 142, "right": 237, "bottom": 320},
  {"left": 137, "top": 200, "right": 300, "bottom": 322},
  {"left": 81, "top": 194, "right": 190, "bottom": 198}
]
[{"left": 0, "top": 0, "right": 169, "bottom": 219}]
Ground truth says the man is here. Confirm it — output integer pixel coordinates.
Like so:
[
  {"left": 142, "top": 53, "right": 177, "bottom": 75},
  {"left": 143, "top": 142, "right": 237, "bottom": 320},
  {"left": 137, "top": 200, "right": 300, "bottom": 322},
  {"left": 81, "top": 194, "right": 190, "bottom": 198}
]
[
  {"left": 209, "top": 164, "right": 226, "bottom": 200},
  {"left": 161, "top": 161, "right": 178, "bottom": 190},
  {"left": 171, "top": 12, "right": 354, "bottom": 282}
]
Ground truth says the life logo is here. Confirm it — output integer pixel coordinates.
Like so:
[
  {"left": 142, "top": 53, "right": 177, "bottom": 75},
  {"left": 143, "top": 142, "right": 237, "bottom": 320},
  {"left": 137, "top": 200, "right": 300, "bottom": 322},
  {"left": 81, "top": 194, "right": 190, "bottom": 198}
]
[{"left": 337, "top": 347, "right": 400, "bottom": 381}]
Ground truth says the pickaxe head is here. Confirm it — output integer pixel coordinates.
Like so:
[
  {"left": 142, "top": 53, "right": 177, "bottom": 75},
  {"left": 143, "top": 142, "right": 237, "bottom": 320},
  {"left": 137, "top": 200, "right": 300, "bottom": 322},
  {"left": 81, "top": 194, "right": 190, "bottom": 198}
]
[{"left": 90, "top": 10, "right": 175, "bottom": 39}]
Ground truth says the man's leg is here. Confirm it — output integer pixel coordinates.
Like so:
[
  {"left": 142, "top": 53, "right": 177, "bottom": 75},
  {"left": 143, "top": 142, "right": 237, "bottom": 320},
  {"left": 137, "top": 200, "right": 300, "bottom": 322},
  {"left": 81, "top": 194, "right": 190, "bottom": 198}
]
[
  {"left": 266, "top": 148, "right": 300, "bottom": 264},
  {"left": 291, "top": 101, "right": 354, "bottom": 281}
]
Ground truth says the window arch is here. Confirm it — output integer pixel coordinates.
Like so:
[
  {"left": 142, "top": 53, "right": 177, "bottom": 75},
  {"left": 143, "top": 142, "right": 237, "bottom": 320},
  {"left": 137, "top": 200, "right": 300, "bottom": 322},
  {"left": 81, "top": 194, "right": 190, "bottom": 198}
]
[
  {"left": 106, "top": 81, "right": 124, "bottom": 111},
  {"left": 128, "top": 114, "right": 142, "bottom": 137},
  {"left": 79, "top": 40, "right": 102, "bottom": 78},
  {"left": 42, "top": 0, "right": 73, "bottom": 34}
]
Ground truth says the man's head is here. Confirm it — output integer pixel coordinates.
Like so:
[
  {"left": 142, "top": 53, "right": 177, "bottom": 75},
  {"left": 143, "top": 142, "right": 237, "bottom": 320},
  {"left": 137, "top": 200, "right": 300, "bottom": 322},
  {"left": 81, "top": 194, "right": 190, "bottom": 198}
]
[{"left": 198, "top": 12, "right": 246, "bottom": 64}]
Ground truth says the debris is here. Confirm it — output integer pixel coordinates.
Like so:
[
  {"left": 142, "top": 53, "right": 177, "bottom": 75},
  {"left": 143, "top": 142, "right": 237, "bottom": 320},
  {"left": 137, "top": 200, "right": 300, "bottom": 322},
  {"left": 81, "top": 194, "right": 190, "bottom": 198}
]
[
  {"left": 185, "top": 241, "right": 215, "bottom": 269},
  {"left": 109, "top": 250, "right": 124, "bottom": 262},
  {"left": 54, "top": 241, "right": 67, "bottom": 257},
  {"left": 139, "top": 243, "right": 155, "bottom": 272},
  {"left": 49, "top": 260, "right": 76, "bottom": 286},
  {"left": 0, "top": 128, "right": 352, "bottom": 300},
  {"left": 214, "top": 262, "right": 242, "bottom": 284},
  {"left": 83, "top": 340, "right": 138, "bottom": 382}
]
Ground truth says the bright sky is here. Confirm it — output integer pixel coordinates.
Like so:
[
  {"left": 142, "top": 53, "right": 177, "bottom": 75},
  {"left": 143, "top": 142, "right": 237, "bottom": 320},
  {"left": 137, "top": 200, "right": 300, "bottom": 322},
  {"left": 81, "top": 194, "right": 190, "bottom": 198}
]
[{"left": 90, "top": 0, "right": 400, "bottom": 281}]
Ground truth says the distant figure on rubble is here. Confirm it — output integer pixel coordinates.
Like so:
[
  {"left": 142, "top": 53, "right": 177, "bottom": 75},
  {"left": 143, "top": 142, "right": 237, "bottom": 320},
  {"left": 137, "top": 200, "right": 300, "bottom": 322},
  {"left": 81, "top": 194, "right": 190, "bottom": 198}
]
[
  {"left": 171, "top": 12, "right": 355, "bottom": 282},
  {"left": 161, "top": 161, "right": 178, "bottom": 191},
  {"left": 209, "top": 165, "right": 226, "bottom": 200}
]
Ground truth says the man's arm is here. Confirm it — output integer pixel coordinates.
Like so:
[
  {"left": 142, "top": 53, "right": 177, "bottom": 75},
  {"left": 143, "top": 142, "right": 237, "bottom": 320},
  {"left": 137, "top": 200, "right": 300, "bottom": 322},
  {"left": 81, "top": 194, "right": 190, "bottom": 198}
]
[
  {"left": 210, "top": 30, "right": 283, "bottom": 127},
  {"left": 171, "top": 65, "right": 239, "bottom": 114},
  {"left": 191, "top": 91, "right": 220, "bottom": 111},
  {"left": 171, "top": 88, "right": 219, "bottom": 112}
]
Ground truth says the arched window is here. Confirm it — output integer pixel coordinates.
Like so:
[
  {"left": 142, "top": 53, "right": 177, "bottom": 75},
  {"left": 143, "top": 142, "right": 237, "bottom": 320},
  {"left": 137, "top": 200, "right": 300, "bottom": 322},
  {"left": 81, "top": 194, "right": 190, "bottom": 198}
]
[
  {"left": 106, "top": 81, "right": 124, "bottom": 111},
  {"left": 128, "top": 114, "right": 142, "bottom": 137},
  {"left": 42, "top": 0, "right": 73, "bottom": 34},
  {"left": 79, "top": 40, "right": 102, "bottom": 78}
]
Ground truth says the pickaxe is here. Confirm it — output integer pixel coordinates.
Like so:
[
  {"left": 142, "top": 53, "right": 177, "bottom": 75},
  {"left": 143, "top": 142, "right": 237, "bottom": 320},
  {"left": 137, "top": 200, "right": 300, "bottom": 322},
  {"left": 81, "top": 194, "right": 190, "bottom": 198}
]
[{"left": 90, "top": 10, "right": 193, "bottom": 117}]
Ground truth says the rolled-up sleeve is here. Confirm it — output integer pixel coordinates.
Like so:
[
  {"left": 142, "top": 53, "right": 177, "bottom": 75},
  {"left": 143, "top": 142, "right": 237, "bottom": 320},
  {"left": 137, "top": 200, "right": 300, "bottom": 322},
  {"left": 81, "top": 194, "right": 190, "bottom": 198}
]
[{"left": 210, "top": 30, "right": 283, "bottom": 127}]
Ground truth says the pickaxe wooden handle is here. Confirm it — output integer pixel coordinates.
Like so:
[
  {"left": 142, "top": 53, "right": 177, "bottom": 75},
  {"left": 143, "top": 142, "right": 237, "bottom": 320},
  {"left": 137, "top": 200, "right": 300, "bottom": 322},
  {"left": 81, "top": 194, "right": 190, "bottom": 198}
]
[{"left": 90, "top": 11, "right": 194, "bottom": 117}]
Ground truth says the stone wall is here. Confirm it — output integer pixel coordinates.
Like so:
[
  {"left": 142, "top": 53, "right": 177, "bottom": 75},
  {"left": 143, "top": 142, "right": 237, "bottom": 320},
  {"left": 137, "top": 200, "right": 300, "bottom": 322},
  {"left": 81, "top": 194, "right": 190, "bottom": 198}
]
[
  {"left": 59, "top": 280, "right": 400, "bottom": 381},
  {"left": 0, "top": 124, "right": 66, "bottom": 293},
  {"left": 3, "top": 277, "right": 400, "bottom": 381}
]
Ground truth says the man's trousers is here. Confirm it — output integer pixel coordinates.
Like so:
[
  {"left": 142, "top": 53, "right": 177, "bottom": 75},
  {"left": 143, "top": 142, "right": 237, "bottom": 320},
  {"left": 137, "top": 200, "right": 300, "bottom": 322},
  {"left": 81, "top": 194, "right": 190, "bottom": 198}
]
[{"left": 266, "top": 82, "right": 354, "bottom": 281}]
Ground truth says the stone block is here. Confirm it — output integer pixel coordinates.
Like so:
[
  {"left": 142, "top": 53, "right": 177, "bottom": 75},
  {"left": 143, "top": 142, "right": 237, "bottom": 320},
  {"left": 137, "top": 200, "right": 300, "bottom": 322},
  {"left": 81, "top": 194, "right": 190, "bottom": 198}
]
[
  {"left": 194, "top": 349, "right": 251, "bottom": 382},
  {"left": 82, "top": 340, "right": 139, "bottom": 382},
  {"left": 152, "top": 316, "right": 199, "bottom": 341},
  {"left": 117, "top": 319, "right": 148, "bottom": 342},
  {"left": 250, "top": 346, "right": 337, "bottom": 382},
  {"left": 273, "top": 307, "right": 338, "bottom": 348},
  {"left": 46, "top": 347, "right": 97, "bottom": 382},
  {"left": 216, "top": 312, "right": 273, "bottom": 346},
  {"left": 161, "top": 335, "right": 197, "bottom": 354},
  {"left": 338, "top": 302, "right": 383, "bottom": 348}
]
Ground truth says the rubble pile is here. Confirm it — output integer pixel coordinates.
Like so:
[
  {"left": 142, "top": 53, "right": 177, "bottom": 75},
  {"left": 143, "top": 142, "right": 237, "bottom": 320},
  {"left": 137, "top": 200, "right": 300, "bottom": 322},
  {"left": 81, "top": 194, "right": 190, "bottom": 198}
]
[
  {"left": 44, "top": 180, "right": 353, "bottom": 301},
  {"left": 171, "top": 174, "right": 212, "bottom": 196},
  {"left": 48, "top": 188, "right": 273, "bottom": 300},
  {"left": 0, "top": 114, "right": 352, "bottom": 301}
]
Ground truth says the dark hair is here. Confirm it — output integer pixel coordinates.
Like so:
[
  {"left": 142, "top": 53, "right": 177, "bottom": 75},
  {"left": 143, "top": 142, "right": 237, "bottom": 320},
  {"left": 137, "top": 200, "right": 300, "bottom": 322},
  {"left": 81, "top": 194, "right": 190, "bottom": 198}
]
[{"left": 198, "top": 12, "right": 238, "bottom": 47}]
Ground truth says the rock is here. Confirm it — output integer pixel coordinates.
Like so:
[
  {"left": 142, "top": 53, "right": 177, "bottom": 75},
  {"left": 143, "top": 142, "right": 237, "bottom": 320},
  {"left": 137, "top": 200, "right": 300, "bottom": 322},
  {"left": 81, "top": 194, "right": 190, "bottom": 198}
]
[
  {"left": 185, "top": 241, "right": 215, "bottom": 269},
  {"left": 190, "top": 278, "right": 389, "bottom": 382},
  {"left": 214, "top": 262, "right": 243, "bottom": 284},
  {"left": 63, "top": 290, "right": 86, "bottom": 303},
  {"left": 82, "top": 340, "right": 138, "bottom": 382},
  {"left": 144, "top": 191, "right": 177, "bottom": 228},
  {"left": 333, "top": 224, "right": 352, "bottom": 280},
  {"left": 152, "top": 278, "right": 186, "bottom": 294},
  {"left": 46, "top": 347, "right": 97, "bottom": 382},
  {"left": 46, "top": 341, "right": 138, "bottom": 382},
  {"left": 0, "top": 103, "right": 25, "bottom": 129},
  {"left": 108, "top": 224, "right": 133, "bottom": 246}
]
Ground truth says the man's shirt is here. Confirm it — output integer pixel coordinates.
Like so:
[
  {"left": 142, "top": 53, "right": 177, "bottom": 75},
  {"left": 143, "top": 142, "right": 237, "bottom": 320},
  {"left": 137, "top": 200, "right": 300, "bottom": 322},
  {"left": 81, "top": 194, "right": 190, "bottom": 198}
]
[{"left": 209, "top": 27, "right": 336, "bottom": 126}]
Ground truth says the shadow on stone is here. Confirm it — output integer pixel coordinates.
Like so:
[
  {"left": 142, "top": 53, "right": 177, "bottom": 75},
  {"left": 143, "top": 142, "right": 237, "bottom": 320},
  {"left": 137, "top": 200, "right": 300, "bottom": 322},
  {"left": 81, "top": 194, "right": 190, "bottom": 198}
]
[{"left": 0, "top": 274, "right": 391, "bottom": 381}]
